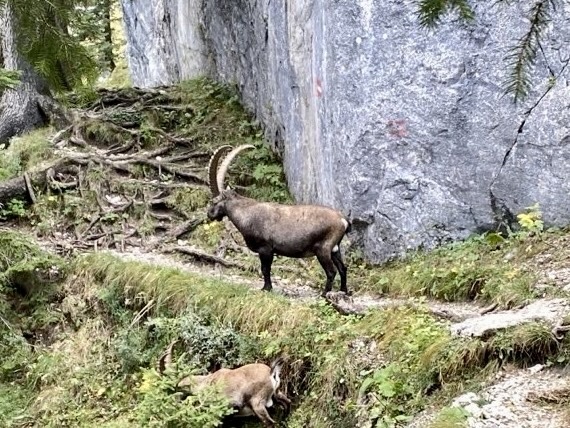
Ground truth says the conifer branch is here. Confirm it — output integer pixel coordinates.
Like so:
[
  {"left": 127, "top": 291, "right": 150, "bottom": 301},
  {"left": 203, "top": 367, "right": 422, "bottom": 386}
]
[
  {"left": 7, "top": 0, "right": 99, "bottom": 93},
  {"left": 503, "top": 0, "right": 553, "bottom": 103},
  {"left": 416, "top": 0, "right": 558, "bottom": 103},
  {"left": 416, "top": 0, "right": 474, "bottom": 28}
]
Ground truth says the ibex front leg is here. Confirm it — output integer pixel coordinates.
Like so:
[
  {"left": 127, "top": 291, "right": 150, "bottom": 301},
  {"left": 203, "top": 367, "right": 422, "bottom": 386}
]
[{"left": 259, "top": 252, "right": 274, "bottom": 291}]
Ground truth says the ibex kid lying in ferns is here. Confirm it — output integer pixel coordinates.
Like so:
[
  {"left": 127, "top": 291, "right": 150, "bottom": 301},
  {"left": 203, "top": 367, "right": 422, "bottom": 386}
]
[
  {"left": 206, "top": 144, "right": 351, "bottom": 296},
  {"left": 158, "top": 340, "right": 291, "bottom": 427}
]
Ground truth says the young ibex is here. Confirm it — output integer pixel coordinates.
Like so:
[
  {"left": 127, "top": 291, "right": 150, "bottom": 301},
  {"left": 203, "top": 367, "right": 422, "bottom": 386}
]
[
  {"left": 158, "top": 340, "right": 291, "bottom": 427},
  {"left": 206, "top": 144, "right": 351, "bottom": 296}
]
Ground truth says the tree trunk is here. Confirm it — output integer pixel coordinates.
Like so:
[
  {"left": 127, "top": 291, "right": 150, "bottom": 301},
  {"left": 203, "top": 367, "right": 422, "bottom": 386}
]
[
  {"left": 102, "top": 0, "right": 116, "bottom": 71},
  {"left": 0, "top": 3, "right": 68, "bottom": 146}
]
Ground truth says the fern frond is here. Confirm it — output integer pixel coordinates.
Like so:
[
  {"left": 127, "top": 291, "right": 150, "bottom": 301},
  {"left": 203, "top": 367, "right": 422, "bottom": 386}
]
[{"left": 502, "top": 0, "right": 553, "bottom": 103}]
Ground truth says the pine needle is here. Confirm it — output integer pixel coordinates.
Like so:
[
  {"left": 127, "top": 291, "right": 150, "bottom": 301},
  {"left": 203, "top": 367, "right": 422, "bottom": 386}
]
[{"left": 416, "top": 0, "right": 475, "bottom": 29}]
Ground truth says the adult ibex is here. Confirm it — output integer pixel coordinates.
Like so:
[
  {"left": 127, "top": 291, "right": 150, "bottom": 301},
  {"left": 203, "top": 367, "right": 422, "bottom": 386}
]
[
  {"left": 158, "top": 340, "right": 291, "bottom": 427},
  {"left": 206, "top": 144, "right": 351, "bottom": 296}
]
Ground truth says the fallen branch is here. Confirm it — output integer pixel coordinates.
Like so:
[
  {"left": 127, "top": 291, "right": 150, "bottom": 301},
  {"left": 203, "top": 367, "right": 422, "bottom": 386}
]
[
  {"left": 149, "top": 211, "right": 175, "bottom": 222},
  {"left": 105, "top": 140, "right": 136, "bottom": 155},
  {"left": 167, "top": 217, "right": 206, "bottom": 239},
  {"left": 146, "top": 126, "right": 195, "bottom": 146},
  {"left": 169, "top": 245, "right": 250, "bottom": 271},
  {"left": 23, "top": 172, "right": 36, "bottom": 203},
  {"left": 479, "top": 302, "right": 498, "bottom": 315},
  {"left": 0, "top": 158, "right": 76, "bottom": 204},
  {"left": 527, "top": 386, "right": 570, "bottom": 404},
  {"left": 118, "top": 179, "right": 205, "bottom": 190},
  {"left": 324, "top": 295, "right": 364, "bottom": 317}
]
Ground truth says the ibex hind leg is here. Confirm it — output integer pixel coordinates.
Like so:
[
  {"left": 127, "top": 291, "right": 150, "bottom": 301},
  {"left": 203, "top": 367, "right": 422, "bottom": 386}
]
[
  {"left": 259, "top": 252, "right": 274, "bottom": 292},
  {"left": 275, "top": 391, "right": 292, "bottom": 415},
  {"left": 250, "top": 398, "right": 276, "bottom": 427},
  {"left": 316, "top": 250, "right": 338, "bottom": 297},
  {"left": 331, "top": 249, "right": 349, "bottom": 295}
]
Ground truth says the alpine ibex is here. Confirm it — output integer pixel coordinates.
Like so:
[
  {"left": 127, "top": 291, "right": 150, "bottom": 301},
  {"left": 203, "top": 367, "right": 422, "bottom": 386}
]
[
  {"left": 206, "top": 144, "right": 351, "bottom": 296},
  {"left": 158, "top": 340, "right": 291, "bottom": 427}
]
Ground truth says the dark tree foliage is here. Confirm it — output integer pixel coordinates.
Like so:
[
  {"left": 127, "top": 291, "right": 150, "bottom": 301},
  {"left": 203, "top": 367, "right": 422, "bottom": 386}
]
[
  {"left": 416, "top": 0, "right": 559, "bottom": 103},
  {"left": 2, "top": 0, "right": 99, "bottom": 93},
  {"left": 74, "top": 0, "right": 116, "bottom": 73}
]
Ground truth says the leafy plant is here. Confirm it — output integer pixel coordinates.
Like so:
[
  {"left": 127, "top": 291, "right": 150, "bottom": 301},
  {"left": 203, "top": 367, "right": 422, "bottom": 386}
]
[
  {"left": 0, "top": 198, "right": 27, "bottom": 219},
  {"left": 516, "top": 203, "right": 544, "bottom": 235},
  {"left": 234, "top": 139, "right": 292, "bottom": 203},
  {"left": 429, "top": 406, "right": 469, "bottom": 428},
  {"left": 8, "top": 0, "right": 100, "bottom": 93},
  {"left": 135, "top": 361, "right": 234, "bottom": 428},
  {"left": 358, "top": 365, "right": 414, "bottom": 427}
]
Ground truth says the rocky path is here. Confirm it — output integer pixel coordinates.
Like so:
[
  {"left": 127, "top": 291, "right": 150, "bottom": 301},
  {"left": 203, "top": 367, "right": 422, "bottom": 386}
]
[
  {"left": 61, "top": 242, "right": 569, "bottom": 340},
  {"left": 407, "top": 365, "right": 570, "bottom": 428}
]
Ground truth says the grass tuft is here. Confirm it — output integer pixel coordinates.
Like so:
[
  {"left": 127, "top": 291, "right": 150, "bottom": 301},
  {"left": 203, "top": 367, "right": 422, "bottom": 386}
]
[
  {"left": 353, "top": 232, "right": 540, "bottom": 307},
  {"left": 429, "top": 406, "right": 469, "bottom": 428}
]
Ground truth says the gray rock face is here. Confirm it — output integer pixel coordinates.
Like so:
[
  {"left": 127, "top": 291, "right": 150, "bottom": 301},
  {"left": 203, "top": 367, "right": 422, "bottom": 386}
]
[
  {"left": 120, "top": 0, "right": 212, "bottom": 86},
  {"left": 120, "top": 0, "right": 570, "bottom": 262}
]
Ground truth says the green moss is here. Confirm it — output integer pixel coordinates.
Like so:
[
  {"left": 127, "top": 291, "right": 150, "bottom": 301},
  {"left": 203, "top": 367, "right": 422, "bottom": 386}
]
[
  {"left": 0, "top": 230, "right": 66, "bottom": 290},
  {"left": 167, "top": 187, "right": 210, "bottom": 216},
  {"left": 0, "top": 127, "right": 54, "bottom": 180}
]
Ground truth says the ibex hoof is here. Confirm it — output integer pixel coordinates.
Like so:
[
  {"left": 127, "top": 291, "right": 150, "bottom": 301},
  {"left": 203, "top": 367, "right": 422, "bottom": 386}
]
[{"left": 261, "top": 286, "right": 272, "bottom": 292}]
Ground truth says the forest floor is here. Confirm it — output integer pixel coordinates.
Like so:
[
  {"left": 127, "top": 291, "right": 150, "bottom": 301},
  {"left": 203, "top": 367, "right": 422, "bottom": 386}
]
[{"left": 1, "top": 80, "right": 570, "bottom": 428}]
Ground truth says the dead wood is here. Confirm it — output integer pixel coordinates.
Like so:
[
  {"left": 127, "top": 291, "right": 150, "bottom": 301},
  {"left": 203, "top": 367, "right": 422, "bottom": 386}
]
[
  {"left": 169, "top": 245, "right": 250, "bottom": 271},
  {"left": 479, "top": 302, "right": 498, "bottom": 315},
  {"left": 0, "top": 158, "right": 75, "bottom": 204},
  {"left": 551, "top": 321, "right": 570, "bottom": 340},
  {"left": 527, "top": 386, "right": 570, "bottom": 404},
  {"left": 324, "top": 295, "right": 365, "bottom": 317},
  {"left": 167, "top": 217, "right": 206, "bottom": 239}
]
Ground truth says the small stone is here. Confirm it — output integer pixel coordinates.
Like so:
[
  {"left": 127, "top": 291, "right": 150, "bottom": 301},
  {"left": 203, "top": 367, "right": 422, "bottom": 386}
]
[
  {"left": 528, "top": 364, "right": 544, "bottom": 374},
  {"left": 452, "top": 392, "right": 480, "bottom": 407},
  {"left": 464, "top": 403, "right": 483, "bottom": 419}
]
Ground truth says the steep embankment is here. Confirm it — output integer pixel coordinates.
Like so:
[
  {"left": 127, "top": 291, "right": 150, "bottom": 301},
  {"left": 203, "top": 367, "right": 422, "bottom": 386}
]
[{"left": 1, "top": 82, "right": 570, "bottom": 428}]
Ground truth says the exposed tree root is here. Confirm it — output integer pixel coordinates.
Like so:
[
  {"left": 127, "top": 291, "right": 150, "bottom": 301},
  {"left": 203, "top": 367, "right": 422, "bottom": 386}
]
[{"left": 167, "top": 217, "right": 207, "bottom": 239}]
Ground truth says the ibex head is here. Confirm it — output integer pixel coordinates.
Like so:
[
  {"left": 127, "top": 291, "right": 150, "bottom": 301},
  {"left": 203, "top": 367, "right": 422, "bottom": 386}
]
[{"left": 206, "top": 144, "right": 255, "bottom": 221}]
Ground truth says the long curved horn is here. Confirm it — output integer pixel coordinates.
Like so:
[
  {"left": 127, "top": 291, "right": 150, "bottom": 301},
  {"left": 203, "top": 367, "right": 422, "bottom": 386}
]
[
  {"left": 208, "top": 145, "right": 233, "bottom": 196},
  {"left": 157, "top": 339, "right": 179, "bottom": 374},
  {"left": 216, "top": 144, "right": 256, "bottom": 193}
]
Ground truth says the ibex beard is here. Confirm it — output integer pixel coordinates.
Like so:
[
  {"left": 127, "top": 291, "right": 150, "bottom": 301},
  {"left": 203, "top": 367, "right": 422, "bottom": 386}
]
[{"left": 206, "top": 144, "right": 351, "bottom": 296}]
